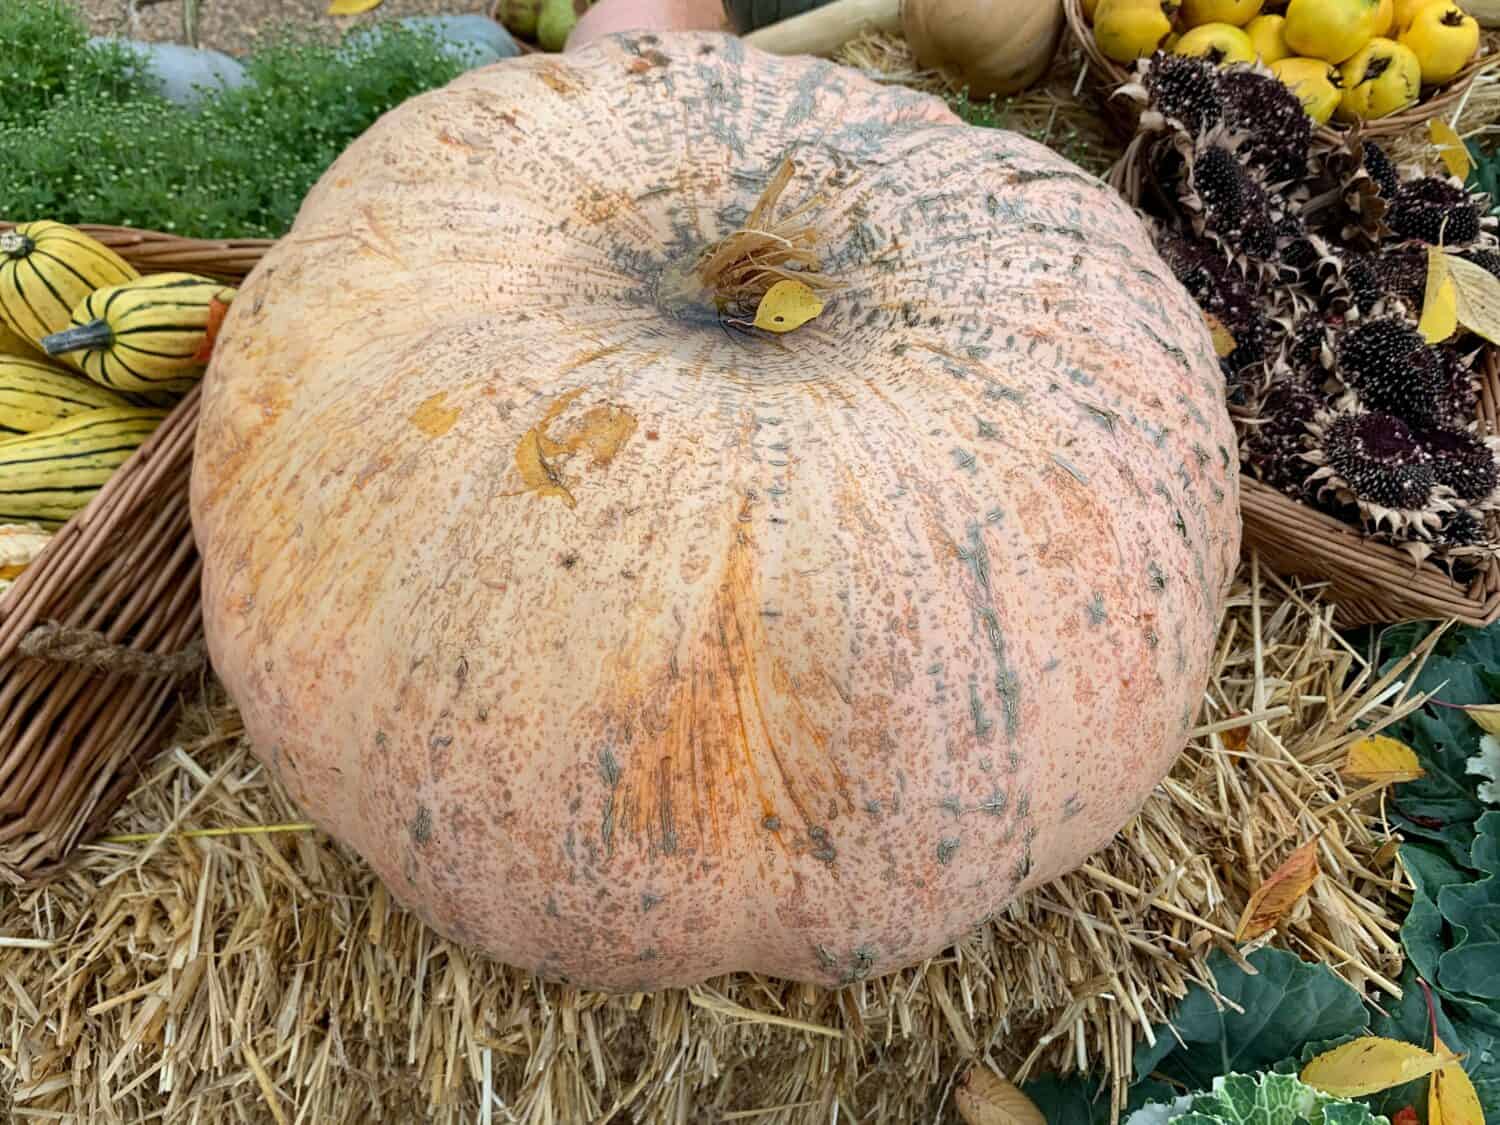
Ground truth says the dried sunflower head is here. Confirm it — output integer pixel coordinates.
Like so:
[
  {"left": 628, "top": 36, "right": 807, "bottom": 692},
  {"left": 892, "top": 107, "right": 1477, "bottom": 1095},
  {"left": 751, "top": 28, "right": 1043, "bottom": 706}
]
[
  {"left": 1304, "top": 407, "right": 1452, "bottom": 535},
  {"left": 1153, "top": 221, "right": 1278, "bottom": 384},
  {"left": 1171, "top": 128, "right": 1293, "bottom": 276},
  {"left": 1418, "top": 425, "right": 1500, "bottom": 506},
  {"left": 1217, "top": 66, "right": 1312, "bottom": 185},
  {"left": 1240, "top": 374, "right": 1324, "bottom": 497},
  {"left": 1119, "top": 52, "right": 1225, "bottom": 138},
  {"left": 1334, "top": 317, "right": 1448, "bottom": 428},
  {"left": 1386, "top": 176, "right": 1494, "bottom": 247}
]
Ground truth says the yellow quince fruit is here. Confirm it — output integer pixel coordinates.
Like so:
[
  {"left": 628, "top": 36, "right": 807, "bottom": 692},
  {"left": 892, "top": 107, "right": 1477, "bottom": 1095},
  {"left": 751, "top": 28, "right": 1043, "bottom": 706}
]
[
  {"left": 1270, "top": 56, "right": 1345, "bottom": 122},
  {"left": 1179, "top": 0, "right": 1262, "bottom": 27},
  {"left": 1393, "top": 0, "right": 1443, "bottom": 30},
  {"left": 1246, "top": 13, "right": 1292, "bottom": 62},
  {"left": 1094, "top": 0, "right": 1173, "bottom": 61},
  {"left": 1399, "top": 2, "right": 1480, "bottom": 85},
  {"left": 1174, "top": 21, "right": 1258, "bottom": 62},
  {"left": 1284, "top": 0, "right": 1385, "bottom": 63},
  {"left": 1337, "top": 36, "right": 1423, "bottom": 119}
]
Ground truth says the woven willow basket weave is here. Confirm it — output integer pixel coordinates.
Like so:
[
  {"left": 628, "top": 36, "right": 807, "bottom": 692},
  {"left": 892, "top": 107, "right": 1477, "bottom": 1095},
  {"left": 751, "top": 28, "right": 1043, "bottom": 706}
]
[
  {"left": 1062, "top": 0, "right": 1489, "bottom": 143},
  {"left": 0, "top": 222, "right": 272, "bottom": 884}
]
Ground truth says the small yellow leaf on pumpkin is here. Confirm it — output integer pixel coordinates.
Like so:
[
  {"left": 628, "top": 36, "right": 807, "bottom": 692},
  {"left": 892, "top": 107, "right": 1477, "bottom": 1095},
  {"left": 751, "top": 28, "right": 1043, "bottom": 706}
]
[
  {"left": 1342, "top": 734, "right": 1426, "bottom": 784},
  {"left": 753, "top": 280, "right": 824, "bottom": 333},
  {"left": 327, "top": 0, "right": 383, "bottom": 13},
  {"left": 1234, "top": 836, "right": 1321, "bottom": 941},
  {"left": 1430, "top": 119, "right": 1473, "bottom": 183},
  {"left": 1447, "top": 253, "right": 1500, "bottom": 346},
  {"left": 1420, "top": 245, "right": 1459, "bottom": 344},
  {"left": 1302, "top": 1037, "right": 1454, "bottom": 1097},
  {"left": 954, "top": 1066, "right": 1047, "bottom": 1125},
  {"left": 1430, "top": 1033, "right": 1483, "bottom": 1125},
  {"left": 1203, "top": 311, "right": 1237, "bottom": 358}
]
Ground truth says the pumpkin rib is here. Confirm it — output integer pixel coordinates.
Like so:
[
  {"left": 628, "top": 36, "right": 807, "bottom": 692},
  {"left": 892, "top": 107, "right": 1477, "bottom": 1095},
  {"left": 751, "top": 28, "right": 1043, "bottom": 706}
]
[{"left": 192, "top": 31, "right": 1238, "bottom": 991}]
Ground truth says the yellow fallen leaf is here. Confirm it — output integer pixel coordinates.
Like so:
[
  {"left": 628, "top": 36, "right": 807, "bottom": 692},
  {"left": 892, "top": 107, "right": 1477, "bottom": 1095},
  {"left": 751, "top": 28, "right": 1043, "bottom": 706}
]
[
  {"left": 1430, "top": 1033, "right": 1483, "bottom": 1125},
  {"left": 1302, "top": 1037, "right": 1453, "bottom": 1097},
  {"left": 327, "top": 0, "right": 383, "bottom": 13},
  {"left": 954, "top": 1067, "right": 1046, "bottom": 1125},
  {"left": 1461, "top": 703, "right": 1500, "bottom": 736},
  {"left": 1430, "top": 119, "right": 1473, "bottom": 183},
  {"left": 1420, "top": 245, "right": 1459, "bottom": 344},
  {"left": 1342, "top": 734, "right": 1426, "bottom": 785},
  {"left": 753, "top": 280, "right": 824, "bottom": 333},
  {"left": 1447, "top": 252, "right": 1500, "bottom": 345},
  {"left": 1234, "top": 836, "right": 1321, "bottom": 941},
  {"left": 1203, "top": 311, "right": 1237, "bottom": 358}
]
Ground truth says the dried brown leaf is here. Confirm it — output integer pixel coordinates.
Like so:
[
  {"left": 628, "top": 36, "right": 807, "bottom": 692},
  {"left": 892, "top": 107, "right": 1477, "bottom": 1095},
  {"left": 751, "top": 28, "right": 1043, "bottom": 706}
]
[
  {"left": 1234, "top": 836, "right": 1320, "bottom": 941},
  {"left": 954, "top": 1067, "right": 1046, "bottom": 1125}
]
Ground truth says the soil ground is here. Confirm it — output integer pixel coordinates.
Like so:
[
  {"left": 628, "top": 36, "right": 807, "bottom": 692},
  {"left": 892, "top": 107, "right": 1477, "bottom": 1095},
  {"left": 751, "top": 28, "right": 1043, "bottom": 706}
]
[{"left": 76, "top": 0, "right": 491, "bottom": 54}]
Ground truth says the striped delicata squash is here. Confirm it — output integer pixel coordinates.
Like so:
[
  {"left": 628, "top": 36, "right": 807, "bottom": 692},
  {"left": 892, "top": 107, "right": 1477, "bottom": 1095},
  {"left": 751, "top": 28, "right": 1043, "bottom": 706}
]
[
  {"left": 40, "top": 273, "right": 236, "bottom": 393},
  {"left": 0, "top": 355, "right": 131, "bottom": 436},
  {"left": 0, "top": 222, "right": 139, "bottom": 349},
  {"left": 0, "top": 407, "right": 166, "bottom": 527}
]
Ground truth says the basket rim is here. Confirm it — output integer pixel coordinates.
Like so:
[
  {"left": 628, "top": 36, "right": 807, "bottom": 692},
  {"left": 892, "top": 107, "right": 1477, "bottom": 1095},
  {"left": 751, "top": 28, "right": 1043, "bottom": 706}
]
[{"left": 1062, "top": 0, "right": 1492, "bottom": 141}]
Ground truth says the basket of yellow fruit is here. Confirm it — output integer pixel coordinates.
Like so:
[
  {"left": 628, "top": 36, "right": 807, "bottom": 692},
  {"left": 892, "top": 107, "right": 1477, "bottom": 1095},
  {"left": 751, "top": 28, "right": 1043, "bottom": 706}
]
[{"left": 1065, "top": 0, "right": 1490, "bottom": 138}]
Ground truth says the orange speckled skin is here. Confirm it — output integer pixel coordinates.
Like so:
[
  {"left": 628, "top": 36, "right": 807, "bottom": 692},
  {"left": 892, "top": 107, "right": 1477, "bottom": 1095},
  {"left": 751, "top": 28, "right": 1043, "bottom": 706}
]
[{"left": 190, "top": 32, "right": 1241, "bottom": 991}]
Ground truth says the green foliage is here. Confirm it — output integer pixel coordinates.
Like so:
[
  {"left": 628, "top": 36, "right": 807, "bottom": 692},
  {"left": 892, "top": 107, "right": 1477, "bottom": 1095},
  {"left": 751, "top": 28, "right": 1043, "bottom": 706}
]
[
  {"left": 0, "top": 0, "right": 150, "bottom": 129},
  {"left": 1365, "top": 621, "right": 1500, "bottom": 1120},
  {"left": 1131, "top": 948, "right": 1370, "bottom": 1090},
  {"left": 0, "top": 0, "right": 466, "bottom": 239},
  {"left": 1468, "top": 139, "right": 1499, "bottom": 215}
]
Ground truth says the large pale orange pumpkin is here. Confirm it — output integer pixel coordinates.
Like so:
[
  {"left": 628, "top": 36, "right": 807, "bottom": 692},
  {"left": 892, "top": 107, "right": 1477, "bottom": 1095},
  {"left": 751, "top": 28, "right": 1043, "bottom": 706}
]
[{"left": 191, "top": 32, "right": 1240, "bottom": 991}]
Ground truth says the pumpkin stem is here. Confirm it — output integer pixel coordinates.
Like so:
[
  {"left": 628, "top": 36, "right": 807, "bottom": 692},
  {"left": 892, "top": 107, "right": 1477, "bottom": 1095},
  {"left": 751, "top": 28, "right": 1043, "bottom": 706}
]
[
  {"left": 0, "top": 232, "right": 33, "bottom": 259},
  {"left": 660, "top": 158, "right": 841, "bottom": 322},
  {"left": 41, "top": 320, "right": 114, "bottom": 357}
]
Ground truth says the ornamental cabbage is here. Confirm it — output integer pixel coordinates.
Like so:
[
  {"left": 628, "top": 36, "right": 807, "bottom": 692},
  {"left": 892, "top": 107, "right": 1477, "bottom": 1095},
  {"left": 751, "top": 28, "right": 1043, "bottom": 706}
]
[{"left": 1122, "top": 1072, "right": 1388, "bottom": 1125}]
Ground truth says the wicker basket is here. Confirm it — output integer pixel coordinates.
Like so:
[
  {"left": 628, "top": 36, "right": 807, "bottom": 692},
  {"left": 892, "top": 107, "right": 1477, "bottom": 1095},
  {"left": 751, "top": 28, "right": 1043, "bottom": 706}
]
[
  {"left": 0, "top": 222, "right": 272, "bottom": 884},
  {"left": 1062, "top": 0, "right": 1489, "bottom": 143},
  {"left": 1103, "top": 139, "right": 1500, "bottom": 629}
]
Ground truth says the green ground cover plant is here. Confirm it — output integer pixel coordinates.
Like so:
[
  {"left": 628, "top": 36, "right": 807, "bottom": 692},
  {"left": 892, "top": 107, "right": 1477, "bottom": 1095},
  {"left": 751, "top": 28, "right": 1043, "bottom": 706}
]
[{"left": 0, "top": 0, "right": 467, "bottom": 238}]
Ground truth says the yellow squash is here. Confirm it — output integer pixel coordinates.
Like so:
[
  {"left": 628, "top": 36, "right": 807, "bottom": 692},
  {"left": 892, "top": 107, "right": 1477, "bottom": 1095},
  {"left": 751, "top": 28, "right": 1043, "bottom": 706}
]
[
  {"left": 0, "top": 319, "right": 36, "bottom": 357},
  {"left": 0, "top": 407, "right": 167, "bottom": 527},
  {"left": 1337, "top": 36, "right": 1422, "bottom": 118},
  {"left": 1399, "top": 2, "right": 1479, "bottom": 84},
  {"left": 1374, "top": 0, "right": 1395, "bottom": 34},
  {"left": 40, "top": 272, "right": 235, "bottom": 393},
  {"left": 0, "top": 222, "right": 139, "bottom": 350},
  {"left": 0, "top": 355, "right": 131, "bottom": 436}
]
